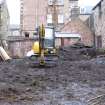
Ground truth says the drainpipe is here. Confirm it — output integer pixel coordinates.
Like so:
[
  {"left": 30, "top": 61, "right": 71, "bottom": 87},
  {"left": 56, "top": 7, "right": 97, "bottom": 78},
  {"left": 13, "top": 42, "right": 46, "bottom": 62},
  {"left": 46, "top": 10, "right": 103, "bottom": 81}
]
[
  {"left": 93, "top": 32, "right": 96, "bottom": 48},
  {"left": 0, "top": 6, "right": 1, "bottom": 41},
  {"left": 0, "top": 6, "right": 1, "bottom": 31},
  {"left": 61, "top": 37, "right": 64, "bottom": 46}
]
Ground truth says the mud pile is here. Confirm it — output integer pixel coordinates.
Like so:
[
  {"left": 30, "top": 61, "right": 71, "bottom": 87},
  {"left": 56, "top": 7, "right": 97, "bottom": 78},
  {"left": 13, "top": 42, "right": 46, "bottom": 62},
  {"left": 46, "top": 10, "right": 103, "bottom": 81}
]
[
  {"left": 59, "top": 43, "right": 97, "bottom": 61},
  {"left": 0, "top": 44, "right": 105, "bottom": 104}
]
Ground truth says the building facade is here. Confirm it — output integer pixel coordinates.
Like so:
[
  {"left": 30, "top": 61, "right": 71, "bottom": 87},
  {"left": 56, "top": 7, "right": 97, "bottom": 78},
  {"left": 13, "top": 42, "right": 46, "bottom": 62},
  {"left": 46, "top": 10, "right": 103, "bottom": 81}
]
[
  {"left": 20, "top": 0, "right": 79, "bottom": 37},
  {"left": 93, "top": 0, "right": 105, "bottom": 48},
  {"left": 0, "top": 0, "right": 10, "bottom": 40},
  {"left": 9, "top": 25, "right": 20, "bottom": 36},
  {"left": 57, "top": 18, "right": 94, "bottom": 47}
]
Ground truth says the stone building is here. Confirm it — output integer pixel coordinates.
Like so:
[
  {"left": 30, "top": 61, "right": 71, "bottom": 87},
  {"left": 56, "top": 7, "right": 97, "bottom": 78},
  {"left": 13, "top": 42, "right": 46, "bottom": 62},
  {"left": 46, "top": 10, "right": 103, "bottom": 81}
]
[
  {"left": 20, "top": 0, "right": 80, "bottom": 37},
  {"left": 0, "top": 0, "right": 10, "bottom": 40},
  {"left": 93, "top": 0, "right": 105, "bottom": 48}
]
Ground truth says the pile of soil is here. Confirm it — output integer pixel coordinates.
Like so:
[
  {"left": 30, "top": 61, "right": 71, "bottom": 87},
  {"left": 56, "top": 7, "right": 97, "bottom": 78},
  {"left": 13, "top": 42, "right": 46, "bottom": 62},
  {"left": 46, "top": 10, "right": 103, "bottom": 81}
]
[
  {"left": 0, "top": 44, "right": 105, "bottom": 104},
  {"left": 59, "top": 43, "right": 97, "bottom": 61}
]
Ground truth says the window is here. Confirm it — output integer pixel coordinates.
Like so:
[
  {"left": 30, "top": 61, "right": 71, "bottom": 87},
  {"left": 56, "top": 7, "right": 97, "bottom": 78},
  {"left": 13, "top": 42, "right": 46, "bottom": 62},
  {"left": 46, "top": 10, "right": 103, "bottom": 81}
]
[
  {"left": 99, "top": 3, "right": 102, "bottom": 18},
  {"left": 24, "top": 32, "right": 29, "bottom": 37},
  {"left": 57, "top": 0, "right": 64, "bottom": 5},
  {"left": 69, "top": 0, "right": 78, "bottom": 7},
  {"left": 58, "top": 14, "right": 64, "bottom": 24},
  {"left": 47, "top": 14, "right": 52, "bottom": 24},
  {"left": 71, "top": 7, "right": 80, "bottom": 17},
  {"left": 48, "top": 0, "right": 53, "bottom": 5},
  {"left": 48, "top": 0, "right": 64, "bottom": 5}
]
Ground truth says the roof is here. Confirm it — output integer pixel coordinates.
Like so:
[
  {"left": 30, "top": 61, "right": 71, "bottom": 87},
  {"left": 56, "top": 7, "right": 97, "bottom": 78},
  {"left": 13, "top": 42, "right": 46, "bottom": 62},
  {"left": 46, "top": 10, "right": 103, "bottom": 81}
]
[
  {"left": 93, "top": 0, "right": 103, "bottom": 10},
  {"left": 7, "top": 36, "right": 38, "bottom": 42},
  {"left": 55, "top": 32, "right": 81, "bottom": 38},
  {"left": 60, "top": 18, "right": 92, "bottom": 34},
  {"left": 79, "top": 13, "right": 91, "bottom": 16}
]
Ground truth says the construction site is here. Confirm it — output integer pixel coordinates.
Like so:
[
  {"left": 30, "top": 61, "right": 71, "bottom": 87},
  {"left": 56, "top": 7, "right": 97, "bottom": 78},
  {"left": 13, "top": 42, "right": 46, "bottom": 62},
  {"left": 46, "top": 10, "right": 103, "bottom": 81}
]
[
  {"left": 1, "top": 43, "right": 105, "bottom": 105},
  {"left": 1, "top": 0, "right": 105, "bottom": 105}
]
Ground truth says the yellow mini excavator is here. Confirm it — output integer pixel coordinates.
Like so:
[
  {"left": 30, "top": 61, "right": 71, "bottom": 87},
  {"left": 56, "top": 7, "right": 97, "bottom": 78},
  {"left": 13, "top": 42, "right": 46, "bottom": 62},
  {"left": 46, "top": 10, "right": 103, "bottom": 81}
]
[{"left": 30, "top": 24, "right": 58, "bottom": 67}]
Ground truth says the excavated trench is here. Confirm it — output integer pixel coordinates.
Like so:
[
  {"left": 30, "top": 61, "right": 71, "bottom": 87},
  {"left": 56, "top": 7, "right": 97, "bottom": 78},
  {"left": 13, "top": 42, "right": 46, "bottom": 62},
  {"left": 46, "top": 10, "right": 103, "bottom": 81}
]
[{"left": 0, "top": 44, "right": 105, "bottom": 105}]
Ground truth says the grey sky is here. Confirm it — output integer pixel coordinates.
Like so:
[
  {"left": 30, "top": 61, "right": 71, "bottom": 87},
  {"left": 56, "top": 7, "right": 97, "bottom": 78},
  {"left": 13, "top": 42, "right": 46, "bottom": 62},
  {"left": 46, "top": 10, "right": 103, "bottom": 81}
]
[
  {"left": 6, "top": 0, "right": 100, "bottom": 25},
  {"left": 6, "top": 0, "right": 20, "bottom": 25},
  {"left": 78, "top": 0, "right": 100, "bottom": 7}
]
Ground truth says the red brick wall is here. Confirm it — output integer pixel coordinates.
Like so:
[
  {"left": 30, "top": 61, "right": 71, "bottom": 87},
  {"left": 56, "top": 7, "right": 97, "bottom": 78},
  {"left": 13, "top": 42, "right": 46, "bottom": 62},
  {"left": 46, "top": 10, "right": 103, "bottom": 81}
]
[{"left": 61, "top": 18, "right": 94, "bottom": 46}]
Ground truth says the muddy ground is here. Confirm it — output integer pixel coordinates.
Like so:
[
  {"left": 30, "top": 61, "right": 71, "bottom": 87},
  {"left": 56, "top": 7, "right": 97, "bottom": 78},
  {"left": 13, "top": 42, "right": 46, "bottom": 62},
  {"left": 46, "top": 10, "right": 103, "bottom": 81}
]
[{"left": 0, "top": 44, "right": 105, "bottom": 105}]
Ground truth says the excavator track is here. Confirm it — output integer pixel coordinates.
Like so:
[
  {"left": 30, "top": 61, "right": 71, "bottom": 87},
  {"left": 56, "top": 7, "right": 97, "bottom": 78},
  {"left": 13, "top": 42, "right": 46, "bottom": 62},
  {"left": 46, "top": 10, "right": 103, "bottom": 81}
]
[{"left": 29, "top": 55, "right": 58, "bottom": 68}]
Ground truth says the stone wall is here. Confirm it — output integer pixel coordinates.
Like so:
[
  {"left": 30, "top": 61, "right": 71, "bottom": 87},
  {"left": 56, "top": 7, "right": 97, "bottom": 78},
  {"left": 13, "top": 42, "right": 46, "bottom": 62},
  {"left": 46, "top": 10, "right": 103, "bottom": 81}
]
[
  {"left": 93, "top": 0, "right": 105, "bottom": 48},
  {"left": 0, "top": 1, "right": 10, "bottom": 40},
  {"left": 7, "top": 36, "right": 37, "bottom": 58}
]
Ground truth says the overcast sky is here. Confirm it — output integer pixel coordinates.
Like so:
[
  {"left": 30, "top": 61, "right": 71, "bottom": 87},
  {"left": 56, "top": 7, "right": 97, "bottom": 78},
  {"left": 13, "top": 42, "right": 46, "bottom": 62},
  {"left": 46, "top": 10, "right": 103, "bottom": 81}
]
[
  {"left": 78, "top": 0, "right": 100, "bottom": 7},
  {"left": 5, "top": 0, "right": 100, "bottom": 25},
  {"left": 6, "top": 0, "right": 20, "bottom": 25}
]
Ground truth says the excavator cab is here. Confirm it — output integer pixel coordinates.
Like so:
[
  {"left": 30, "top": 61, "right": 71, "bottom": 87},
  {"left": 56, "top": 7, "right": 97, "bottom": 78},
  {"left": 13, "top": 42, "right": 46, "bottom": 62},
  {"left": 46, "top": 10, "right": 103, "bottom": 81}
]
[{"left": 30, "top": 24, "right": 58, "bottom": 67}]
